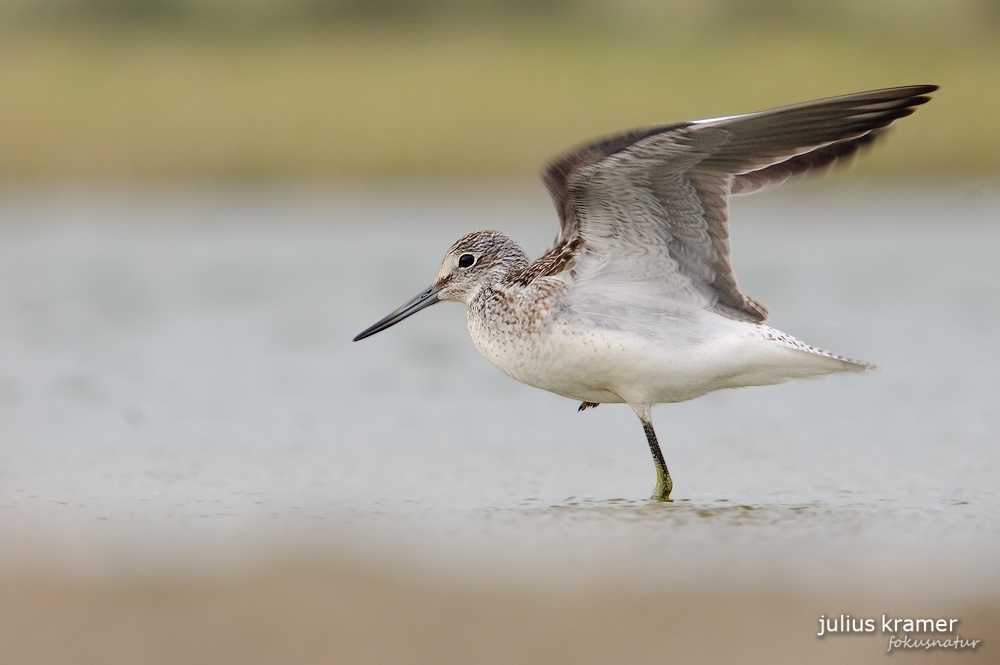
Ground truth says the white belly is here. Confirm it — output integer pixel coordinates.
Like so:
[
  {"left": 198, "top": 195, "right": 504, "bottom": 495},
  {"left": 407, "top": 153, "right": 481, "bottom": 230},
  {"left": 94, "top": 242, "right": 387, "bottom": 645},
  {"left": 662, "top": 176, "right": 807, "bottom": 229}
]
[{"left": 469, "top": 306, "right": 863, "bottom": 407}]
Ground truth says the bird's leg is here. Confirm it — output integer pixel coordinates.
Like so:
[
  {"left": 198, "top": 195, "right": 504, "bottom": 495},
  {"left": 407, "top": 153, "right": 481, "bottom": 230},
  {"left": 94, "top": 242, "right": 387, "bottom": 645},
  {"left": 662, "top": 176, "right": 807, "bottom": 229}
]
[{"left": 641, "top": 418, "right": 673, "bottom": 502}]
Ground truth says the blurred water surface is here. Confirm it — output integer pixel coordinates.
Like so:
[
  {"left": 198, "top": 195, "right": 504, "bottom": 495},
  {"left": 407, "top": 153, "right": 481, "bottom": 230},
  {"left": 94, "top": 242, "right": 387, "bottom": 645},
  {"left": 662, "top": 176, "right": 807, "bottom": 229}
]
[{"left": 0, "top": 182, "right": 998, "bottom": 597}]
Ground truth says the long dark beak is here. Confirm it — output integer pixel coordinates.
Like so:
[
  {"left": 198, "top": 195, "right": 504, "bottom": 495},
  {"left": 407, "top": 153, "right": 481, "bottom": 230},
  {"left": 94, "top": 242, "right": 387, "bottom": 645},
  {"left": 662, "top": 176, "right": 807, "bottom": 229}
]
[{"left": 353, "top": 286, "right": 442, "bottom": 341}]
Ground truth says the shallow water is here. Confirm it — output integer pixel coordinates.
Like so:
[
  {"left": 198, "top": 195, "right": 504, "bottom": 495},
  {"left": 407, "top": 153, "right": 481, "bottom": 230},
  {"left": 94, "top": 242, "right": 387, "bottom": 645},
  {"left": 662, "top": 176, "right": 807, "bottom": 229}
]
[{"left": 1, "top": 182, "right": 998, "bottom": 600}]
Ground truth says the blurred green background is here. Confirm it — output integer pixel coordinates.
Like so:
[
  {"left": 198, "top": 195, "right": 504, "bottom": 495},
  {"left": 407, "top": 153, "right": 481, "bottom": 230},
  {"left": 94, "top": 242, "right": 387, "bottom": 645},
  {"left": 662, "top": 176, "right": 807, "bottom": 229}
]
[{"left": 0, "top": 0, "right": 997, "bottom": 181}]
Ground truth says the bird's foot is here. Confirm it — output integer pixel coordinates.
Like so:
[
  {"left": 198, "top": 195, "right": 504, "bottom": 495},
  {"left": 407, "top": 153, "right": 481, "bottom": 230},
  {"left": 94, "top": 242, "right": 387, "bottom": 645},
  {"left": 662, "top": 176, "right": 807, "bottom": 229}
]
[
  {"left": 650, "top": 475, "right": 673, "bottom": 502},
  {"left": 578, "top": 401, "right": 600, "bottom": 412}
]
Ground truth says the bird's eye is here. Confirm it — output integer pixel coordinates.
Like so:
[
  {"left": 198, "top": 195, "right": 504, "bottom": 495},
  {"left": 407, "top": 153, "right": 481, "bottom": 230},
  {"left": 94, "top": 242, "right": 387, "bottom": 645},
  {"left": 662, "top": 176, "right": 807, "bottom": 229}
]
[{"left": 458, "top": 254, "right": 475, "bottom": 268}]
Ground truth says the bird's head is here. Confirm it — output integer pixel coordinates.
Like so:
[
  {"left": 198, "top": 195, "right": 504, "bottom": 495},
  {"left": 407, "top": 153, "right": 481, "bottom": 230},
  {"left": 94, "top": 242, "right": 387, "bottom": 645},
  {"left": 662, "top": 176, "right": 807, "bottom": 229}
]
[{"left": 353, "top": 230, "right": 527, "bottom": 341}]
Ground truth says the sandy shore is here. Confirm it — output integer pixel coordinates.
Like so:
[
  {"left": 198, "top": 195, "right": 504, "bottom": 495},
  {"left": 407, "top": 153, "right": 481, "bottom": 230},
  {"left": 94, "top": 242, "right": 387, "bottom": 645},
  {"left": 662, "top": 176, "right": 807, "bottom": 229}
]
[{"left": 2, "top": 554, "right": 996, "bottom": 665}]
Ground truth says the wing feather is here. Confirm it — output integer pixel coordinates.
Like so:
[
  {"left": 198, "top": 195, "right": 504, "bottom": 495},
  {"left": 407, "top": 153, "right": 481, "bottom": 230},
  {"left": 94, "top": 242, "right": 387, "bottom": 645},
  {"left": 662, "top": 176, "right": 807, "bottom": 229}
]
[{"left": 529, "top": 85, "right": 937, "bottom": 323}]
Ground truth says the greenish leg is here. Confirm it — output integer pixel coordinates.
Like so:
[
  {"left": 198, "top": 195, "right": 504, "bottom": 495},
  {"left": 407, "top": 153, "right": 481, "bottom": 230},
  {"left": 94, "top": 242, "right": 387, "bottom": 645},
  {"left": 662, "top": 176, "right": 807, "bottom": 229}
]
[{"left": 642, "top": 419, "right": 673, "bottom": 502}]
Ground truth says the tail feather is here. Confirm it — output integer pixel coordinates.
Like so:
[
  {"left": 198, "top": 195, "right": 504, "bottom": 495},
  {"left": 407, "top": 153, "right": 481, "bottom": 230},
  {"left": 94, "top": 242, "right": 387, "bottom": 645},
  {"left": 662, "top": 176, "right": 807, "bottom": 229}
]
[{"left": 761, "top": 326, "right": 874, "bottom": 371}]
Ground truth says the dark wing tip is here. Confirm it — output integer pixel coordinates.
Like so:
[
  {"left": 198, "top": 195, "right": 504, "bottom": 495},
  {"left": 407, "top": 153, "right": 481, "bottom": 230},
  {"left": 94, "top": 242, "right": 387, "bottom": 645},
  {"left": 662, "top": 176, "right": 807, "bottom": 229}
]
[
  {"left": 729, "top": 84, "right": 939, "bottom": 196},
  {"left": 898, "top": 85, "right": 937, "bottom": 108}
]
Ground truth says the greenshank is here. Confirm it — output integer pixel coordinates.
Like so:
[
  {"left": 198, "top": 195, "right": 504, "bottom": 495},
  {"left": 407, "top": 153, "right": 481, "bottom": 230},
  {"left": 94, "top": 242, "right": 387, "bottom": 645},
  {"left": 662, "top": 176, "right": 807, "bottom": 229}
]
[{"left": 354, "top": 85, "right": 937, "bottom": 501}]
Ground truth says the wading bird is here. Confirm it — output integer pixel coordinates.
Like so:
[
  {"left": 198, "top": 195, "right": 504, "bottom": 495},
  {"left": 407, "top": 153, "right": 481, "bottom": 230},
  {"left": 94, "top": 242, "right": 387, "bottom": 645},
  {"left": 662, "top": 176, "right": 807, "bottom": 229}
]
[{"left": 354, "top": 85, "right": 937, "bottom": 501}]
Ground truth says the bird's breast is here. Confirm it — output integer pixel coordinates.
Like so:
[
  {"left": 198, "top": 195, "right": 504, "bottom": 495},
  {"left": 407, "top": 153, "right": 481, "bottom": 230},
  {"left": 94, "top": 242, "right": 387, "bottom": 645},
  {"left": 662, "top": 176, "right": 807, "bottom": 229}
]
[{"left": 466, "top": 281, "right": 601, "bottom": 397}]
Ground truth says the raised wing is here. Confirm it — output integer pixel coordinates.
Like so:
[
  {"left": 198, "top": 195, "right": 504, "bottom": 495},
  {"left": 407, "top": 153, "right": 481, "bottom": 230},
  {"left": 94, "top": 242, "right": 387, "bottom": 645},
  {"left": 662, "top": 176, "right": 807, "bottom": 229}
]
[{"left": 529, "top": 85, "right": 937, "bottom": 322}]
